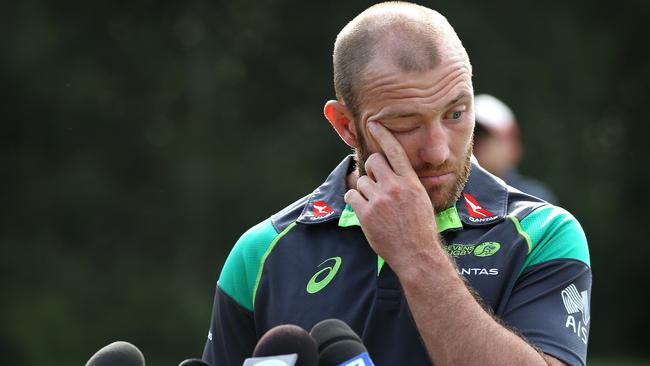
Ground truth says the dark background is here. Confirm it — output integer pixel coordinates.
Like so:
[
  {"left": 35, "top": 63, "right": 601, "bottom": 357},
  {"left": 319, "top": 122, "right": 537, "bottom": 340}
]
[{"left": 2, "top": 0, "right": 649, "bottom": 364}]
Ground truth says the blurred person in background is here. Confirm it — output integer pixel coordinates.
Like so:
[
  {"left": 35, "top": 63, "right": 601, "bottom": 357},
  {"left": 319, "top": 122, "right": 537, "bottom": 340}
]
[{"left": 473, "top": 94, "right": 558, "bottom": 204}]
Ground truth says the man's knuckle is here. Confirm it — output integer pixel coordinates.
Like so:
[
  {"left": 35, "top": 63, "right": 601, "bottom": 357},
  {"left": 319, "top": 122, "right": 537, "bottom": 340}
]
[
  {"left": 364, "top": 161, "right": 371, "bottom": 174},
  {"left": 385, "top": 183, "right": 401, "bottom": 196},
  {"left": 365, "top": 153, "right": 379, "bottom": 167},
  {"left": 373, "top": 195, "right": 388, "bottom": 209},
  {"left": 357, "top": 175, "right": 370, "bottom": 187}
]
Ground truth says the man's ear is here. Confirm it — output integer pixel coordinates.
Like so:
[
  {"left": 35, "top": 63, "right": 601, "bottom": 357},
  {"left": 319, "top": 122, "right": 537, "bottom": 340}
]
[{"left": 324, "top": 100, "right": 359, "bottom": 148}]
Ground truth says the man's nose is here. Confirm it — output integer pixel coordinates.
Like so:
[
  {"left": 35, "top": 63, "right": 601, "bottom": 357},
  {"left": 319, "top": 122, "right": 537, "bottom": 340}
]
[{"left": 419, "top": 121, "right": 450, "bottom": 167}]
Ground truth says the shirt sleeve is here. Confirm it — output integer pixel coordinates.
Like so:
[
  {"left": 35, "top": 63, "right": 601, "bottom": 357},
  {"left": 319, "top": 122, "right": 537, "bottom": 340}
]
[
  {"left": 503, "top": 205, "right": 592, "bottom": 366},
  {"left": 201, "top": 218, "right": 280, "bottom": 366},
  {"left": 202, "top": 285, "right": 257, "bottom": 366}
]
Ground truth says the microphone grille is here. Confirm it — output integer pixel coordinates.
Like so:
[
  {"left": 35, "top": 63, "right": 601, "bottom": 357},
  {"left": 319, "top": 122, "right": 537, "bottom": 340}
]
[
  {"left": 253, "top": 324, "right": 318, "bottom": 366},
  {"left": 85, "top": 341, "right": 145, "bottom": 366},
  {"left": 309, "top": 319, "right": 367, "bottom": 366},
  {"left": 178, "top": 359, "right": 210, "bottom": 366}
]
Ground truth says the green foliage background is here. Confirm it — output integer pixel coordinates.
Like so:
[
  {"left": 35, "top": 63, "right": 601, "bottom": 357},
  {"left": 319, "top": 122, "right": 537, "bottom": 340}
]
[{"left": 2, "top": 0, "right": 649, "bottom": 364}]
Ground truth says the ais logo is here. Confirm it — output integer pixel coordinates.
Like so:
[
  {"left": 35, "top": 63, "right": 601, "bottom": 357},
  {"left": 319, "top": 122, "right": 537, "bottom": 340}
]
[{"left": 562, "top": 283, "right": 590, "bottom": 345}]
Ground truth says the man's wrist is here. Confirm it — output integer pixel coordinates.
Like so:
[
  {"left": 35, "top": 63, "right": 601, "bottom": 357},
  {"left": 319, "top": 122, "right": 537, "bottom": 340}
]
[{"left": 390, "top": 236, "right": 454, "bottom": 282}]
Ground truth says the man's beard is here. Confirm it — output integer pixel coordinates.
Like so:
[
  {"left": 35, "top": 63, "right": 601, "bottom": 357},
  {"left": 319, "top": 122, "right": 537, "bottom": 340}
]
[{"left": 354, "top": 133, "right": 472, "bottom": 213}]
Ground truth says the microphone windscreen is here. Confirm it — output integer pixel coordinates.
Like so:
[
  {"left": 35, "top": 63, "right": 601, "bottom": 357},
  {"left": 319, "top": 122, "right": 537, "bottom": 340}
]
[
  {"left": 85, "top": 341, "right": 145, "bottom": 366},
  {"left": 178, "top": 359, "right": 210, "bottom": 366},
  {"left": 310, "top": 319, "right": 367, "bottom": 366},
  {"left": 253, "top": 324, "right": 318, "bottom": 366}
]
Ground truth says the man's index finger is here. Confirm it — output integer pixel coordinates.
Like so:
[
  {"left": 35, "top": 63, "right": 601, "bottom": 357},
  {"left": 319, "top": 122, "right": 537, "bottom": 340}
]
[{"left": 367, "top": 121, "right": 416, "bottom": 177}]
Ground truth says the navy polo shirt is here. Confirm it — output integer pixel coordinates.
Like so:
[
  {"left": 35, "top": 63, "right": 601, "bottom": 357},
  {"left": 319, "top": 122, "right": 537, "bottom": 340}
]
[{"left": 203, "top": 155, "right": 591, "bottom": 366}]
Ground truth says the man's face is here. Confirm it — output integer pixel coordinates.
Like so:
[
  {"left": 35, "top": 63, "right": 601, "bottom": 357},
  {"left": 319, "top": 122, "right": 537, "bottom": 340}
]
[{"left": 353, "top": 53, "right": 475, "bottom": 212}]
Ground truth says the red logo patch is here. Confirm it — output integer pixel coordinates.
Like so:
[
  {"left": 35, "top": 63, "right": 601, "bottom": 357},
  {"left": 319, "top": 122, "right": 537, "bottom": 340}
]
[
  {"left": 463, "top": 193, "right": 495, "bottom": 218},
  {"left": 313, "top": 201, "right": 333, "bottom": 217}
]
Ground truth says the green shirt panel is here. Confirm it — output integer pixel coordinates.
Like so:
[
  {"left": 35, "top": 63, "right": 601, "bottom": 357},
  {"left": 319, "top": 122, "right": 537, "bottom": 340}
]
[
  {"left": 217, "top": 218, "right": 279, "bottom": 312},
  {"left": 520, "top": 205, "right": 590, "bottom": 274}
]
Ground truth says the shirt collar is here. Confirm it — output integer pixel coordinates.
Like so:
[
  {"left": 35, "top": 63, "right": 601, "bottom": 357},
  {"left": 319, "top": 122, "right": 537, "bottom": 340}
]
[
  {"left": 456, "top": 156, "right": 508, "bottom": 226},
  {"left": 296, "top": 156, "right": 353, "bottom": 224},
  {"left": 297, "top": 155, "right": 508, "bottom": 230},
  {"left": 339, "top": 203, "right": 463, "bottom": 233}
]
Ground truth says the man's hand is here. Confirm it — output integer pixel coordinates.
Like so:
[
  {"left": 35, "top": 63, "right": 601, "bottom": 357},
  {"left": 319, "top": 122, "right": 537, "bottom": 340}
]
[
  {"left": 344, "top": 121, "right": 562, "bottom": 366},
  {"left": 344, "top": 121, "right": 440, "bottom": 271}
]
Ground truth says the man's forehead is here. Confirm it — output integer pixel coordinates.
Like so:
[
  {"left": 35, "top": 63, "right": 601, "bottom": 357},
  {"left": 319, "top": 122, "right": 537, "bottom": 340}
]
[{"left": 357, "top": 56, "right": 472, "bottom": 100}]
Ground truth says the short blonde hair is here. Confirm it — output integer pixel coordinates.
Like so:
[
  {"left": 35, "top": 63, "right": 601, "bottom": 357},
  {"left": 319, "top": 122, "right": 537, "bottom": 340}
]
[{"left": 332, "top": 2, "right": 470, "bottom": 117}]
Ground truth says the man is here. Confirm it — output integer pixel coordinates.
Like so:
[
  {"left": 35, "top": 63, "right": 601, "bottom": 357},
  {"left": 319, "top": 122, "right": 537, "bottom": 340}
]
[
  {"left": 473, "top": 94, "right": 558, "bottom": 204},
  {"left": 203, "top": 2, "right": 591, "bottom": 365}
]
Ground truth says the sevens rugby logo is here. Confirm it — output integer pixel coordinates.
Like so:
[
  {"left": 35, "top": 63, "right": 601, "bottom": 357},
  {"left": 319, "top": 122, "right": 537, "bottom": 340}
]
[
  {"left": 561, "top": 283, "right": 590, "bottom": 344},
  {"left": 306, "top": 256, "right": 342, "bottom": 294}
]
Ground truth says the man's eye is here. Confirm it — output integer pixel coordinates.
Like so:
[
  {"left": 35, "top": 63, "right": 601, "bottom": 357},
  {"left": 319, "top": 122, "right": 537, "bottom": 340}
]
[
  {"left": 391, "top": 127, "right": 418, "bottom": 135},
  {"left": 450, "top": 111, "right": 463, "bottom": 119}
]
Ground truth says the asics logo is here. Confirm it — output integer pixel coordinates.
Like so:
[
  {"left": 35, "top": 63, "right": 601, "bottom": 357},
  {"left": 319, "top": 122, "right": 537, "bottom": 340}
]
[{"left": 306, "top": 257, "right": 342, "bottom": 294}]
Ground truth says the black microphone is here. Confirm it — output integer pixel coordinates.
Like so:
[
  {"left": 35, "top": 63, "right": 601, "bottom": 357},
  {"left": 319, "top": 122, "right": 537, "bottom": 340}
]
[
  {"left": 310, "top": 319, "right": 375, "bottom": 366},
  {"left": 178, "top": 359, "right": 210, "bottom": 366},
  {"left": 85, "top": 341, "right": 145, "bottom": 366},
  {"left": 242, "top": 324, "right": 318, "bottom": 366}
]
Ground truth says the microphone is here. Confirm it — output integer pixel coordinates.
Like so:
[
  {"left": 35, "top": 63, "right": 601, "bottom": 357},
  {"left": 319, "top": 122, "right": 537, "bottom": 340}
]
[
  {"left": 242, "top": 324, "right": 318, "bottom": 366},
  {"left": 178, "top": 359, "right": 210, "bottom": 366},
  {"left": 85, "top": 341, "right": 145, "bottom": 366},
  {"left": 310, "top": 319, "right": 375, "bottom": 366}
]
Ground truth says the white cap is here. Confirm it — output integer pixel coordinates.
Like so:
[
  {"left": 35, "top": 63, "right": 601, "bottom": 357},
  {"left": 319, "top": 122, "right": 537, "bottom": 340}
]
[{"left": 474, "top": 94, "right": 516, "bottom": 135}]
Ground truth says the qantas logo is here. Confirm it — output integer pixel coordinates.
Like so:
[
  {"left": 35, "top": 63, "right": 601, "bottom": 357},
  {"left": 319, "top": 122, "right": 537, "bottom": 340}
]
[
  {"left": 463, "top": 193, "right": 494, "bottom": 217},
  {"left": 313, "top": 201, "right": 334, "bottom": 217},
  {"left": 463, "top": 193, "right": 497, "bottom": 222}
]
